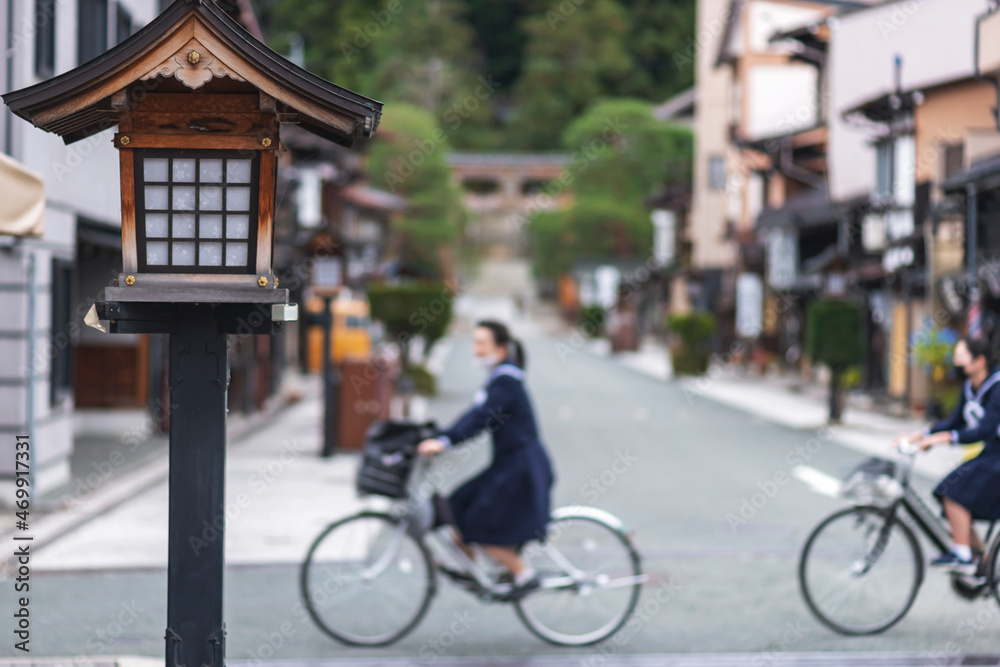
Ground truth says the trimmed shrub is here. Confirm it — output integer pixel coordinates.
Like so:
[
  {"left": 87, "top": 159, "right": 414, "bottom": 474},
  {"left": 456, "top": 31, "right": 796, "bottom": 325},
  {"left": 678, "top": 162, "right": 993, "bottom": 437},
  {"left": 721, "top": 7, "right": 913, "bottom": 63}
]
[
  {"left": 580, "top": 305, "right": 607, "bottom": 338},
  {"left": 667, "top": 312, "right": 716, "bottom": 375}
]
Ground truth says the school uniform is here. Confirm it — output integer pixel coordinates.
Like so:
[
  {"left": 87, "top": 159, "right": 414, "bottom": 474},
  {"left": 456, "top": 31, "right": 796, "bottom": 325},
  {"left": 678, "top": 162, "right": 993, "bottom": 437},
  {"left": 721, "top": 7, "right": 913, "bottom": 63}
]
[
  {"left": 438, "top": 363, "right": 555, "bottom": 546},
  {"left": 930, "top": 369, "right": 1000, "bottom": 520}
]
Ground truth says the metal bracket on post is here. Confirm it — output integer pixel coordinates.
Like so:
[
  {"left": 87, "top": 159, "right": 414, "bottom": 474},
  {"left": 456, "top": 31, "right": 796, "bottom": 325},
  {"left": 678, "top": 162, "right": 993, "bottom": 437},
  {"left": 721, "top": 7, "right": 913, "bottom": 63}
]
[
  {"left": 206, "top": 626, "right": 226, "bottom": 667},
  {"left": 165, "top": 627, "right": 185, "bottom": 667}
]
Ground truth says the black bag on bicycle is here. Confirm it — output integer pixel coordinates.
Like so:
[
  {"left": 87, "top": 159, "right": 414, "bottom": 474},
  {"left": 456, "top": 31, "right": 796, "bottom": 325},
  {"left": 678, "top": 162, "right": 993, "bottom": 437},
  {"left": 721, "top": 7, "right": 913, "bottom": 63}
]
[{"left": 356, "top": 420, "right": 437, "bottom": 499}]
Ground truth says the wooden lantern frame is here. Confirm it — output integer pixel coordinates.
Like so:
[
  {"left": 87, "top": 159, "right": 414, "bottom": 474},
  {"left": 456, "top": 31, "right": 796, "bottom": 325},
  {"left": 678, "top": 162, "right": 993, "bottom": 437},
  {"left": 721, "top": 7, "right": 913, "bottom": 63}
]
[{"left": 3, "top": 0, "right": 382, "bottom": 309}]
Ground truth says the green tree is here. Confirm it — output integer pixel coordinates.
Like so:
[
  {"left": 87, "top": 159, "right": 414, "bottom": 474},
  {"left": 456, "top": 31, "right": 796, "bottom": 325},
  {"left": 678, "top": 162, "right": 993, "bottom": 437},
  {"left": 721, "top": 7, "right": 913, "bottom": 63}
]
[
  {"left": 556, "top": 197, "right": 653, "bottom": 261},
  {"left": 563, "top": 98, "right": 692, "bottom": 199},
  {"left": 510, "top": 0, "right": 633, "bottom": 149},
  {"left": 259, "top": 0, "right": 382, "bottom": 95},
  {"left": 363, "top": 0, "right": 499, "bottom": 148},
  {"left": 528, "top": 99, "right": 691, "bottom": 281},
  {"left": 806, "top": 300, "right": 865, "bottom": 423},
  {"left": 367, "top": 282, "right": 454, "bottom": 395},
  {"left": 367, "top": 282, "right": 454, "bottom": 368},
  {"left": 457, "top": 0, "right": 534, "bottom": 90},
  {"left": 616, "top": 0, "right": 697, "bottom": 100},
  {"left": 366, "top": 103, "right": 466, "bottom": 277}
]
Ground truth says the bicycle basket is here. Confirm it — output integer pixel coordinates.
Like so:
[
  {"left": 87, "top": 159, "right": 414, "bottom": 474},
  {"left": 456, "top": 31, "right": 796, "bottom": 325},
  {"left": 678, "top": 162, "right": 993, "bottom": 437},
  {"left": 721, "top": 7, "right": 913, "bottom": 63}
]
[
  {"left": 356, "top": 420, "right": 437, "bottom": 499},
  {"left": 840, "top": 457, "right": 903, "bottom": 504}
]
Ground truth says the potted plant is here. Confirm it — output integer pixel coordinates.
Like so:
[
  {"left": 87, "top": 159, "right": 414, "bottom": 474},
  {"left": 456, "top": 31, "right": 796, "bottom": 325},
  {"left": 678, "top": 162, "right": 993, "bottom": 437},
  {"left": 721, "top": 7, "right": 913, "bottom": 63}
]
[{"left": 911, "top": 320, "right": 958, "bottom": 420}]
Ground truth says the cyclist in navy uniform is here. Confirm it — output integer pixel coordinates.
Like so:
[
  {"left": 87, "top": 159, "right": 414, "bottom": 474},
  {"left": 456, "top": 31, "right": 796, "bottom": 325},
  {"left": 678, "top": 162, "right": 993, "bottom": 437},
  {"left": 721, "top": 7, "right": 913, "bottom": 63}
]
[
  {"left": 418, "top": 320, "right": 554, "bottom": 596},
  {"left": 903, "top": 338, "right": 1000, "bottom": 573}
]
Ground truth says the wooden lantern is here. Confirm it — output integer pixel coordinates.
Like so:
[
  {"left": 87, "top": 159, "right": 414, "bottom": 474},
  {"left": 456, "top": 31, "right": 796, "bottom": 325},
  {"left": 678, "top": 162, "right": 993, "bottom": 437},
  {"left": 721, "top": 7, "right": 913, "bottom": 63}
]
[{"left": 3, "top": 0, "right": 382, "bottom": 311}]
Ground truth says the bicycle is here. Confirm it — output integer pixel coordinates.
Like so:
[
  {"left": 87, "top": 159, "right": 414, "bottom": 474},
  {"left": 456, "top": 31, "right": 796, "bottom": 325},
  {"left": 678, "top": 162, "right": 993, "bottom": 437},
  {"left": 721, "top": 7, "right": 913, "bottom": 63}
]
[
  {"left": 798, "top": 442, "right": 1000, "bottom": 635},
  {"left": 299, "top": 420, "right": 647, "bottom": 647}
]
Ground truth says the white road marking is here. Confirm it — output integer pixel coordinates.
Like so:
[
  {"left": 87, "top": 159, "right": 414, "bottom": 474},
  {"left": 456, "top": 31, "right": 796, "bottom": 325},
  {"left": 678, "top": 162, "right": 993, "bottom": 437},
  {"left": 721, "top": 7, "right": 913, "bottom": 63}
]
[{"left": 792, "top": 465, "right": 843, "bottom": 498}]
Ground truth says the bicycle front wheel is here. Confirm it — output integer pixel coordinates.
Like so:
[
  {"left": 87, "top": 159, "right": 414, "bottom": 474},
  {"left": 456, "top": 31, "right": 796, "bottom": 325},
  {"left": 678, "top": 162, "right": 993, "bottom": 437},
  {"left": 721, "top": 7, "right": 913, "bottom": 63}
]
[
  {"left": 799, "top": 505, "right": 922, "bottom": 635},
  {"left": 300, "top": 511, "right": 435, "bottom": 646},
  {"left": 516, "top": 510, "right": 642, "bottom": 646}
]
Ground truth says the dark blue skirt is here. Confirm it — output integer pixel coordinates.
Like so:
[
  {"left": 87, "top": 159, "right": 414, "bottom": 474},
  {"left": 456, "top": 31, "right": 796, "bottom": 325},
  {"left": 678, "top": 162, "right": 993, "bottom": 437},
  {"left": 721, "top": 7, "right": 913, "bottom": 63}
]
[
  {"left": 933, "top": 450, "right": 1000, "bottom": 520},
  {"left": 448, "top": 442, "right": 554, "bottom": 546}
]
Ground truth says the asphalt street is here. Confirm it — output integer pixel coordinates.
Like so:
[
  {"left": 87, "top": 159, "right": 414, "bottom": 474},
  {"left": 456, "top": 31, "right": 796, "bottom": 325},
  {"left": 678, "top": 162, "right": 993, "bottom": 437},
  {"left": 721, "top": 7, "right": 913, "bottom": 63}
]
[{"left": 7, "top": 309, "right": 1000, "bottom": 664}]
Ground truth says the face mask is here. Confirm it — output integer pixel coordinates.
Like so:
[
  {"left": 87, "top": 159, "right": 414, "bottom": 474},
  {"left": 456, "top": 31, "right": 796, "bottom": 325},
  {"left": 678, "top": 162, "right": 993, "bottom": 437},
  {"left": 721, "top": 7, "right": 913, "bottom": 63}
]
[{"left": 473, "top": 354, "right": 496, "bottom": 368}]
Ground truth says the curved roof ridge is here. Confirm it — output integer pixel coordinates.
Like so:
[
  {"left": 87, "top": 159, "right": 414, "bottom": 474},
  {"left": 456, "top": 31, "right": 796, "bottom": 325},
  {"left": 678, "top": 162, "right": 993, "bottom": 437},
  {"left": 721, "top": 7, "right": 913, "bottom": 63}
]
[{"left": 3, "top": 0, "right": 382, "bottom": 146}]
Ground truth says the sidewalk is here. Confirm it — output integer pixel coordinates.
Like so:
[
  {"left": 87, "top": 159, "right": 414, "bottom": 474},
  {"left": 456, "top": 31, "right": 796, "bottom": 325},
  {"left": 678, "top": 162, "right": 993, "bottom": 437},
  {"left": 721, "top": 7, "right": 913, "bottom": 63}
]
[
  {"left": 0, "top": 373, "right": 364, "bottom": 572},
  {"left": 586, "top": 335, "right": 673, "bottom": 382},
  {"left": 593, "top": 337, "right": 963, "bottom": 480}
]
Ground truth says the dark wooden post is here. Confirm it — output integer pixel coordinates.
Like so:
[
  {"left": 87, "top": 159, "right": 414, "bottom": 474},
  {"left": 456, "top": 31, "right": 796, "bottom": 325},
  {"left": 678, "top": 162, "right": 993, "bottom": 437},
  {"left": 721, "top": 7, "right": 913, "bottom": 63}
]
[
  {"left": 166, "top": 307, "right": 228, "bottom": 667},
  {"left": 321, "top": 295, "right": 339, "bottom": 457}
]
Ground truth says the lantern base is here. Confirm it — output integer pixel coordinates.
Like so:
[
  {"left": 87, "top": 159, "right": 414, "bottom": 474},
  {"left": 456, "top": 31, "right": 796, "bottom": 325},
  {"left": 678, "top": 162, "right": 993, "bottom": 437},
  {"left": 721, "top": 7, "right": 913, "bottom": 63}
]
[
  {"left": 105, "top": 273, "right": 285, "bottom": 304},
  {"left": 95, "top": 298, "right": 292, "bottom": 335}
]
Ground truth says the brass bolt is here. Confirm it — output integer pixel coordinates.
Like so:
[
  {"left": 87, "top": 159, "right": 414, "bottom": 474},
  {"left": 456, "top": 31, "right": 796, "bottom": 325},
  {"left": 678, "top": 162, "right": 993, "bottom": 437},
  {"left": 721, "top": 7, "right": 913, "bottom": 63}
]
[
  {"left": 274, "top": 277, "right": 280, "bottom": 287},
  {"left": 187, "top": 51, "right": 201, "bottom": 65},
  {"left": 119, "top": 135, "right": 130, "bottom": 146},
  {"left": 261, "top": 137, "right": 272, "bottom": 148},
  {"left": 125, "top": 275, "right": 136, "bottom": 286},
  {"left": 258, "top": 276, "right": 268, "bottom": 287}
]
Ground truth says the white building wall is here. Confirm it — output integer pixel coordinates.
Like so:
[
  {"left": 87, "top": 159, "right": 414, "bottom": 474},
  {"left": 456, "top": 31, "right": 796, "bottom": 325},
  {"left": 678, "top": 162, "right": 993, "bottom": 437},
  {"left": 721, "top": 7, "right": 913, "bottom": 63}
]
[
  {"left": 746, "top": 64, "right": 819, "bottom": 139},
  {"left": 828, "top": 0, "right": 990, "bottom": 201},
  {"left": 691, "top": 0, "right": 738, "bottom": 270},
  {"left": 0, "top": 0, "right": 160, "bottom": 499}
]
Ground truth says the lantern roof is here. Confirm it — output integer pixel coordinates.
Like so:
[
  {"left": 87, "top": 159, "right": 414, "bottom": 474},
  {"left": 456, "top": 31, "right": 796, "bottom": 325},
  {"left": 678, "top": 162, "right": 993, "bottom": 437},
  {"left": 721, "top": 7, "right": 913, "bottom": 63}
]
[{"left": 2, "top": 0, "right": 382, "bottom": 146}]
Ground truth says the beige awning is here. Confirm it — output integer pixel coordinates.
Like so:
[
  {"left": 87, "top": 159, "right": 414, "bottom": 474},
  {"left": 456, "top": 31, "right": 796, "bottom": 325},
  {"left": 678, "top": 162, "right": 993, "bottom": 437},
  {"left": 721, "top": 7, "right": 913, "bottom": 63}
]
[{"left": 0, "top": 153, "right": 44, "bottom": 237}]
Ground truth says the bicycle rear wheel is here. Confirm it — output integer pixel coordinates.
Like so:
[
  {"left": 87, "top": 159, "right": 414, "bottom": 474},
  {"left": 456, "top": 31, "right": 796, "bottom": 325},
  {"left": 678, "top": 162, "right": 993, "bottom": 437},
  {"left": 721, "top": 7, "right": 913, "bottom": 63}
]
[
  {"left": 799, "top": 505, "right": 922, "bottom": 635},
  {"left": 300, "top": 511, "right": 435, "bottom": 646},
  {"left": 988, "top": 536, "right": 1000, "bottom": 607},
  {"left": 515, "top": 510, "right": 642, "bottom": 646}
]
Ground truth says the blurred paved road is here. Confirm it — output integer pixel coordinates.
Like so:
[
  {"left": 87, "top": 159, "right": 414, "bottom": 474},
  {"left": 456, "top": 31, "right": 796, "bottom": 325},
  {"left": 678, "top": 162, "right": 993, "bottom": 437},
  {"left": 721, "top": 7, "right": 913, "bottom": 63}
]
[{"left": 7, "top": 259, "right": 1000, "bottom": 665}]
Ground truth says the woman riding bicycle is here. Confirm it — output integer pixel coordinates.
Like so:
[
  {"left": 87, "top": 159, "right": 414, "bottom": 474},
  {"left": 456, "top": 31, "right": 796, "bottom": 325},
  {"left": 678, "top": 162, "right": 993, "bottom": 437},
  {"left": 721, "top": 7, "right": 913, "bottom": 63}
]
[
  {"left": 417, "top": 320, "right": 555, "bottom": 597},
  {"left": 901, "top": 337, "right": 1000, "bottom": 573}
]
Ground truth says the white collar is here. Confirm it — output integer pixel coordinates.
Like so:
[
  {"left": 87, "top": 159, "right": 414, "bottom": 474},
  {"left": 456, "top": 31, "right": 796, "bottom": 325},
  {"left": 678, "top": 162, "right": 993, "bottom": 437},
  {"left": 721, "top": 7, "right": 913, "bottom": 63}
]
[
  {"left": 489, "top": 363, "right": 524, "bottom": 382},
  {"left": 970, "top": 370, "right": 1000, "bottom": 403}
]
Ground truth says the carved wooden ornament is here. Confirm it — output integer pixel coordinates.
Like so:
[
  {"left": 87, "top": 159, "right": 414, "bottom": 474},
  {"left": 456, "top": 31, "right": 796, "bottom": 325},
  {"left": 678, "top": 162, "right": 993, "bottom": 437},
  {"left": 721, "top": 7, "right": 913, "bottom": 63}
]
[{"left": 141, "top": 39, "right": 245, "bottom": 90}]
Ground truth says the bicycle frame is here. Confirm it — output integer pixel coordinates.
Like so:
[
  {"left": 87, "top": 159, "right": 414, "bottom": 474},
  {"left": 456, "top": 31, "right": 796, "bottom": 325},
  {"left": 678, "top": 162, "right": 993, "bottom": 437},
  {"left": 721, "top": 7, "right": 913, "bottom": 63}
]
[
  {"left": 895, "top": 482, "right": 952, "bottom": 555},
  {"left": 862, "top": 451, "right": 995, "bottom": 565},
  {"left": 382, "top": 455, "right": 647, "bottom": 600}
]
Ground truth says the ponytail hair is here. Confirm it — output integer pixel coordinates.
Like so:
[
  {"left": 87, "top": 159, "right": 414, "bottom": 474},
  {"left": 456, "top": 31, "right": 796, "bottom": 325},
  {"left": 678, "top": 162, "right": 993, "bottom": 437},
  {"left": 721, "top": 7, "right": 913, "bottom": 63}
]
[{"left": 476, "top": 319, "right": 527, "bottom": 370}]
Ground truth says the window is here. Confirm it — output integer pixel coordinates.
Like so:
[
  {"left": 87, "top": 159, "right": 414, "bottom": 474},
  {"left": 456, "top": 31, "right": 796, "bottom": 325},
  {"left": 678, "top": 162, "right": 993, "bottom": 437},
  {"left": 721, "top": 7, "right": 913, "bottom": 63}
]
[
  {"left": 874, "top": 140, "right": 893, "bottom": 203},
  {"left": 115, "top": 3, "right": 133, "bottom": 44},
  {"left": 77, "top": 0, "right": 109, "bottom": 64},
  {"left": 34, "top": 0, "right": 56, "bottom": 79},
  {"left": 50, "top": 259, "right": 74, "bottom": 407},
  {"left": 708, "top": 156, "right": 726, "bottom": 190},
  {"left": 943, "top": 143, "right": 964, "bottom": 180},
  {"left": 135, "top": 150, "right": 260, "bottom": 273}
]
